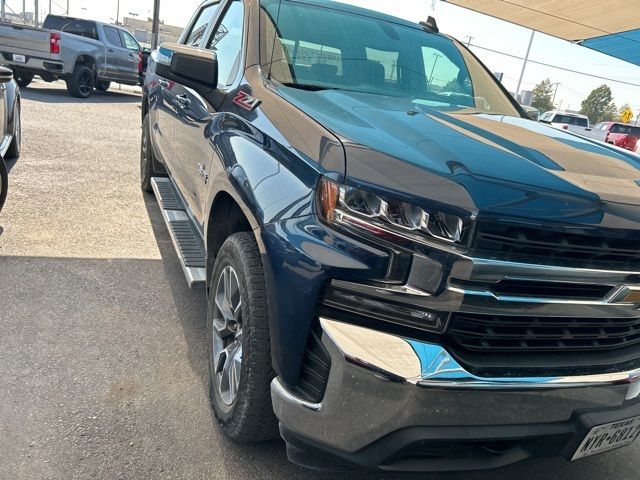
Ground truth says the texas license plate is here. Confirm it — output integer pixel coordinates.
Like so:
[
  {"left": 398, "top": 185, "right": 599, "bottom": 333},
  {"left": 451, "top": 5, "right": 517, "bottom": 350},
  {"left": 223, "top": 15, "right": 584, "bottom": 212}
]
[
  {"left": 12, "top": 54, "right": 26, "bottom": 63},
  {"left": 572, "top": 416, "right": 640, "bottom": 460}
]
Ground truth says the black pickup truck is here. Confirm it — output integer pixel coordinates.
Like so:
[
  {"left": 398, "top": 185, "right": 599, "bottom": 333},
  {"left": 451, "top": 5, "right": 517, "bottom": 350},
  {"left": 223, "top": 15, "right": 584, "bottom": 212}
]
[{"left": 142, "top": 0, "right": 640, "bottom": 472}]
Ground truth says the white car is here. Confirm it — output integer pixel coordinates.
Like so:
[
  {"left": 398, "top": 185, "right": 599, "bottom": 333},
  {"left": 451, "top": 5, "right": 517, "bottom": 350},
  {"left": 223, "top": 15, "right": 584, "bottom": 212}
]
[{"left": 539, "top": 110, "right": 607, "bottom": 142}]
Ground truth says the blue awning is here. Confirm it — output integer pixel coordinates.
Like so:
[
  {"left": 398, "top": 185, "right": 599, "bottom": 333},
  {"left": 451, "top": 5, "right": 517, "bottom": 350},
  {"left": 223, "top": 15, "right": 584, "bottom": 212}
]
[
  {"left": 444, "top": 1, "right": 640, "bottom": 67},
  {"left": 582, "top": 29, "right": 640, "bottom": 67}
]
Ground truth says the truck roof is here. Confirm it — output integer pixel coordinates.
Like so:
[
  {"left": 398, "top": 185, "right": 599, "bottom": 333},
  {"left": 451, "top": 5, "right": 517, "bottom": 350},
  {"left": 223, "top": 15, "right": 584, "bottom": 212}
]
[
  {"left": 44, "top": 13, "right": 126, "bottom": 30},
  {"left": 545, "top": 110, "right": 589, "bottom": 119},
  {"left": 256, "top": 0, "right": 439, "bottom": 34}
]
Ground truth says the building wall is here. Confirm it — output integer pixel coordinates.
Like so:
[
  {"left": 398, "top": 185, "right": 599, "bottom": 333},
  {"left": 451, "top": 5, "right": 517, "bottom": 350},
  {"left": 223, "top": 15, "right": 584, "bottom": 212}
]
[{"left": 122, "top": 17, "right": 184, "bottom": 47}]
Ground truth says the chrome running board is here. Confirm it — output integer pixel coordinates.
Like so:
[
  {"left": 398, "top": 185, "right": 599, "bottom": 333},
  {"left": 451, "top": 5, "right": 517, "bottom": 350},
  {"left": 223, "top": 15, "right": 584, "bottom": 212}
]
[{"left": 151, "top": 177, "right": 206, "bottom": 287}]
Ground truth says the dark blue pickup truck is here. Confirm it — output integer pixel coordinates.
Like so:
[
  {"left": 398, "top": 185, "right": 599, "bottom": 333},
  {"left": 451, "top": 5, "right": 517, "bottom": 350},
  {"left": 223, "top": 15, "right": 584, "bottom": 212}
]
[{"left": 141, "top": 0, "right": 640, "bottom": 472}]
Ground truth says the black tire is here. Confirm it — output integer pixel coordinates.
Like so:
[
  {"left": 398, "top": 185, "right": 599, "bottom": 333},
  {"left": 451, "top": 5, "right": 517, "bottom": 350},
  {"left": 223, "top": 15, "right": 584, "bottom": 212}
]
[
  {"left": 66, "top": 66, "right": 94, "bottom": 98},
  {"left": 5, "top": 102, "right": 20, "bottom": 160},
  {"left": 207, "top": 232, "right": 278, "bottom": 442},
  {"left": 14, "top": 72, "right": 33, "bottom": 89},
  {"left": 0, "top": 157, "right": 7, "bottom": 213},
  {"left": 95, "top": 80, "right": 111, "bottom": 92},
  {"left": 140, "top": 113, "right": 158, "bottom": 193}
]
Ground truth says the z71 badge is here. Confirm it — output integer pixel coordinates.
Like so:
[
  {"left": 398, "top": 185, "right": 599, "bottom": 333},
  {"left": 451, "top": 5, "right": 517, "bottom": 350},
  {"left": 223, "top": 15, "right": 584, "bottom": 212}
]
[{"left": 233, "top": 91, "right": 261, "bottom": 111}]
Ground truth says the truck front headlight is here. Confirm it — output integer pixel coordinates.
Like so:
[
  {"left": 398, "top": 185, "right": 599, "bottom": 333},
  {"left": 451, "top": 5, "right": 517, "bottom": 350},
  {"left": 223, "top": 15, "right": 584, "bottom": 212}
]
[{"left": 317, "top": 177, "right": 473, "bottom": 247}]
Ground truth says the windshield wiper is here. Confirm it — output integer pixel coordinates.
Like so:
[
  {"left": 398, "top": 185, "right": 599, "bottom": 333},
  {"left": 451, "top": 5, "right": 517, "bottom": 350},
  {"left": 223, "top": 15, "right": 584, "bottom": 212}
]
[{"left": 279, "top": 82, "right": 336, "bottom": 92}]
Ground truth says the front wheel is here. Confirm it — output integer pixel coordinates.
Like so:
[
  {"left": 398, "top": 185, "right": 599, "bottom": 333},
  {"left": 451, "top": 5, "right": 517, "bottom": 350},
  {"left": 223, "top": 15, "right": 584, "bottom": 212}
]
[
  {"left": 140, "top": 113, "right": 162, "bottom": 192},
  {"left": 66, "top": 66, "right": 94, "bottom": 98},
  {"left": 207, "top": 232, "right": 278, "bottom": 442}
]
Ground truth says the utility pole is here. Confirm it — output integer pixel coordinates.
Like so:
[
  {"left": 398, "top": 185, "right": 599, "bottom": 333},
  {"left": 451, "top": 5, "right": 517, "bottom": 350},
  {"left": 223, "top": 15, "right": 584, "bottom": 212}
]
[
  {"left": 115, "top": 0, "right": 120, "bottom": 24},
  {"left": 428, "top": 54, "right": 442, "bottom": 84},
  {"left": 66, "top": 0, "right": 69, "bottom": 14},
  {"left": 151, "top": 0, "right": 161, "bottom": 49},
  {"left": 551, "top": 82, "right": 560, "bottom": 105},
  {"left": 515, "top": 30, "right": 535, "bottom": 99},
  {"left": 1, "top": 0, "right": 5, "bottom": 22},
  {"left": 23, "top": 0, "right": 26, "bottom": 24},
  {"left": 34, "top": 0, "right": 39, "bottom": 27},
  {"left": 49, "top": 0, "right": 52, "bottom": 15}
]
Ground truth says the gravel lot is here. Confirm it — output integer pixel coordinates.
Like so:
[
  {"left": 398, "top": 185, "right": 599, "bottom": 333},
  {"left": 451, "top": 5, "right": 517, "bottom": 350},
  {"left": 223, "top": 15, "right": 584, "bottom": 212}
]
[{"left": 1, "top": 81, "right": 638, "bottom": 480}]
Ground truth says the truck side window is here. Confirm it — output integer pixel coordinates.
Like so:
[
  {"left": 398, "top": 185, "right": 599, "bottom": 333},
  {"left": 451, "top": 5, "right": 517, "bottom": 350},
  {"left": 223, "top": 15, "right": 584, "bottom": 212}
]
[
  {"left": 62, "top": 20, "right": 99, "bottom": 41},
  {"left": 120, "top": 31, "right": 140, "bottom": 51},
  {"left": 184, "top": 3, "right": 220, "bottom": 47},
  {"left": 104, "top": 27, "right": 123, "bottom": 47},
  {"left": 207, "top": 1, "right": 244, "bottom": 87}
]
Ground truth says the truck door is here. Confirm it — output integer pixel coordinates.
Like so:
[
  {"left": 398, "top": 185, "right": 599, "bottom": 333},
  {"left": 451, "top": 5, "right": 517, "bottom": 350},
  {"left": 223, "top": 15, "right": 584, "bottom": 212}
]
[
  {"left": 102, "top": 26, "right": 128, "bottom": 81},
  {"left": 172, "top": 1, "right": 244, "bottom": 225},
  {"left": 162, "top": 1, "right": 221, "bottom": 222},
  {"left": 118, "top": 30, "right": 142, "bottom": 84}
]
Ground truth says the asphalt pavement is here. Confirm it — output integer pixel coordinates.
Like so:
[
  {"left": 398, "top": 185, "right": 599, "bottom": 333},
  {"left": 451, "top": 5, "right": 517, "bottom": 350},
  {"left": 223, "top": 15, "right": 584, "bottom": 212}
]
[{"left": 1, "top": 81, "right": 638, "bottom": 480}]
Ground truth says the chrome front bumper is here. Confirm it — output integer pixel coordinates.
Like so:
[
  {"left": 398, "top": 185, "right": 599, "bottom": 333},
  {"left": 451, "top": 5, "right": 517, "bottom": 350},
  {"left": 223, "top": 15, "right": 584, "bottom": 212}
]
[{"left": 271, "top": 317, "right": 640, "bottom": 454}]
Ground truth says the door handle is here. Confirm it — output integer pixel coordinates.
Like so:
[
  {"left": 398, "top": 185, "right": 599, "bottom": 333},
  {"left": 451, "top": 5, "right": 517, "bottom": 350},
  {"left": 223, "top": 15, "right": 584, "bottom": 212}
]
[
  {"left": 176, "top": 94, "right": 191, "bottom": 108},
  {"left": 108, "top": 48, "right": 115, "bottom": 52},
  {"left": 158, "top": 78, "right": 169, "bottom": 87}
]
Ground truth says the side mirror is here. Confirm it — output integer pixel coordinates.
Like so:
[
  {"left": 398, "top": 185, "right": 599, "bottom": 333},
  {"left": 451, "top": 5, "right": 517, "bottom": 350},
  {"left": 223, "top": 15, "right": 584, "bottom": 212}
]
[
  {"left": 0, "top": 66, "right": 13, "bottom": 84},
  {"left": 154, "top": 43, "right": 218, "bottom": 93}
]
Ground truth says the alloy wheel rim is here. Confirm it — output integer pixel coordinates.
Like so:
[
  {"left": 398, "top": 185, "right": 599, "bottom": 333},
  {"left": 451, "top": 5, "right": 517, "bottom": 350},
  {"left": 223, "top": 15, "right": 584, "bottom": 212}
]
[
  {"left": 79, "top": 72, "right": 92, "bottom": 96},
  {"left": 212, "top": 266, "right": 243, "bottom": 406}
]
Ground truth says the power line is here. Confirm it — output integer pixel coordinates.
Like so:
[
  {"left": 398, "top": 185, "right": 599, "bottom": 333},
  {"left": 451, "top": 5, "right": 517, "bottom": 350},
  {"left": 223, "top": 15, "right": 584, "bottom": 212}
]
[{"left": 468, "top": 42, "right": 640, "bottom": 88}]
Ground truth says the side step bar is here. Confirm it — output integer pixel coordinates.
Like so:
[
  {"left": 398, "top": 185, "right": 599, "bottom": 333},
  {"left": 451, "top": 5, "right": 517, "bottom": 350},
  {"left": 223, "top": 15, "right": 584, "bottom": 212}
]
[{"left": 151, "top": 177, "right": 206, "bottom": 287}]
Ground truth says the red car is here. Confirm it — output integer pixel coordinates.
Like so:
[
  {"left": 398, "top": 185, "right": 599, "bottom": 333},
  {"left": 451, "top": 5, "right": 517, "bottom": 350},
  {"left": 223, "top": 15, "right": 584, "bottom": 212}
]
[{"left": 594, "top": 122, "right": 640, "bottom": 152}]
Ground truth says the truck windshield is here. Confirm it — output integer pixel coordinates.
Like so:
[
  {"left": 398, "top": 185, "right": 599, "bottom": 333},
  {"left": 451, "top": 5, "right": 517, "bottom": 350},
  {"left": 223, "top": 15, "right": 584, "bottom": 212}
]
[{"left": 260, "top": 0, "right": 520, "bottom": 116}]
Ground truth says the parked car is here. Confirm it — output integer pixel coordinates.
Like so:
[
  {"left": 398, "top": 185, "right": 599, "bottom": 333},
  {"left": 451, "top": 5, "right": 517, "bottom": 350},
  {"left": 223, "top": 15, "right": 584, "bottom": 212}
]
[
  {"left": 0, "top": 14, "right": 142, "bottom": 98},
  {"left": 521, "top": 104, "right": 540, "bottom": 120},
  {"left": 143, "top": 0, "right": 640, "bottom": 472},
  {"left": 593, "top": 122, "right": 640, "bottom": 152},
  {"left": 539, "top": 110, "right": 607, "bottom": 140},
  {"left": 0, "top": 65, "right": 21, "bottom": 212}
]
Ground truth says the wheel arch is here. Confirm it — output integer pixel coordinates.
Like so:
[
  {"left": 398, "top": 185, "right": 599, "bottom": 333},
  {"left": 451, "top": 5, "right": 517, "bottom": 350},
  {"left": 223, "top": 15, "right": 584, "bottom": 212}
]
[
  {"left": 73, "top": 54, "right": 98, "bottom": 76},
  {"left": 205, "top": 190, "right": 256, "bottom": 287}
]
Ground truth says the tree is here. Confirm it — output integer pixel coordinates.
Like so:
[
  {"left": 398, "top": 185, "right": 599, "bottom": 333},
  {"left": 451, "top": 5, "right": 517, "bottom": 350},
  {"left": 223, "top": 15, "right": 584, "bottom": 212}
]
[
  {"left": 580, "top": 85, "right": 617, "bottom": 125},
  {"left": 530, "top": 79, "right": 555, "bottom": 112}
]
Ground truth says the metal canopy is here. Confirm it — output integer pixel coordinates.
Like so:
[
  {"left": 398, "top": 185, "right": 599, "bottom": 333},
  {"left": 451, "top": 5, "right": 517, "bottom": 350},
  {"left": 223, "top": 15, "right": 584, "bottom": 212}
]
[{"left": 444, "top": 0, "right": 640, "bottom": 66}]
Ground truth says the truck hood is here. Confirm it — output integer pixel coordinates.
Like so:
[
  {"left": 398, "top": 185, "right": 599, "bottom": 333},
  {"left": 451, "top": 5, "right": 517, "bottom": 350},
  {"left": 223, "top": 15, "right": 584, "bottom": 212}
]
[{"left": 278, "top": 87, "right": 640, "bottom": 228}]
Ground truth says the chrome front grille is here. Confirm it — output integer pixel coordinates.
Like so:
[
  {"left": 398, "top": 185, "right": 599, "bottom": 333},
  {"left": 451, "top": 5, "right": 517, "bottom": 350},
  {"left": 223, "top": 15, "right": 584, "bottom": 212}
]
[
  {"left": 473, "top": 221, "right": 640, "bottom": 270},
  {"left": 448, "top": 313, "right": 640, "bottom": 353}
]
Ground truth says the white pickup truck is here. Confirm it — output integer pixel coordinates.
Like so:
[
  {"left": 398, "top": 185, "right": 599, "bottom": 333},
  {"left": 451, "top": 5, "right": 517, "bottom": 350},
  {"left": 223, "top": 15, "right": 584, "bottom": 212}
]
[
  {"left": 539, "top": 110, "right": 607, "bottom": 142},
  {"left": 0, "top": 15, "right": 142, "bottom": 98}
]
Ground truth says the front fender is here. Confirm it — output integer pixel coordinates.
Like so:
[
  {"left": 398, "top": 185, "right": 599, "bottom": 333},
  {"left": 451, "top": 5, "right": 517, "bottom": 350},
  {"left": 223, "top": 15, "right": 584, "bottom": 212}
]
[
  {"left": 204, "top": 113, "right": 323, "bottom": 231},
  {"left": 203, "top": 113, "right": 347, "bottom": 383}
]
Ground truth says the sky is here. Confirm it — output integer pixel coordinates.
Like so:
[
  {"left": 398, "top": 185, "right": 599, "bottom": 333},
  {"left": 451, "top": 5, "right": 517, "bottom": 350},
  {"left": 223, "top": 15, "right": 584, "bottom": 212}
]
[{"left": 9, "top": 0, "right": 640, "bottom": 119}]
